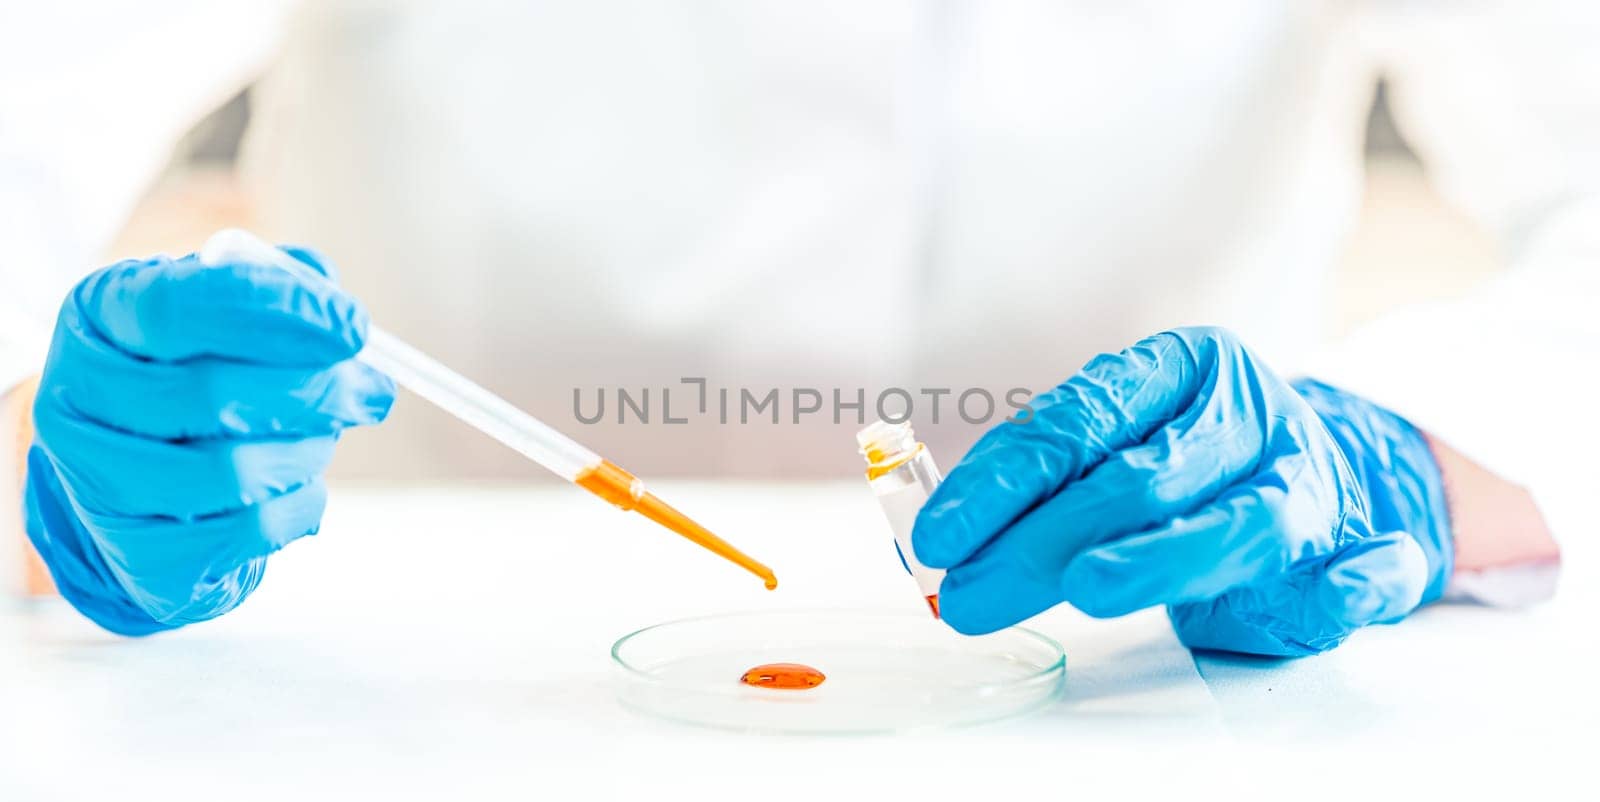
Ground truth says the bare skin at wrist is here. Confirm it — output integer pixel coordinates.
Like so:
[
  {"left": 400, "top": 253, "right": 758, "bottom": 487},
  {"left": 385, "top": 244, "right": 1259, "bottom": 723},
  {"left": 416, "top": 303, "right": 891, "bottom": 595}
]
[
  {"left": 3, "top": 375, "right": 54, "bottom": 596},
  {"left": 1422, "top": 431, "right": 1560, "bottom": 577}
]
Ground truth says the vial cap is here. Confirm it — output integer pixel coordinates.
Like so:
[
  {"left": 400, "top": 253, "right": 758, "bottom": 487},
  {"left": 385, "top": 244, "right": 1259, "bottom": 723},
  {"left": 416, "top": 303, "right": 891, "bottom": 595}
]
[{"left": 856, "top": 419, "right": 917, "bottom": 463}]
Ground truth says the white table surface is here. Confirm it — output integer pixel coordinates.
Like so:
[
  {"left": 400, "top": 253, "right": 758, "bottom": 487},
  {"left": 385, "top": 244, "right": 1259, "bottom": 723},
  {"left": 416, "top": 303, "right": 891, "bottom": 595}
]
[{"left": 1, "top": 481, "right": 1592, "bottom": 800}]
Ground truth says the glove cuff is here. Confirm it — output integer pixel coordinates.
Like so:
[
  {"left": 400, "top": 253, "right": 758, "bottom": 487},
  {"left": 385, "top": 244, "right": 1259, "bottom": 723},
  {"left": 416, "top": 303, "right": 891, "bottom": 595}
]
[
  {"left": 23, "top": 446, "right": 176, "bottom": 636},
  {"left": 1291, "top": 378, "right": 1454, "bottom": 605}
]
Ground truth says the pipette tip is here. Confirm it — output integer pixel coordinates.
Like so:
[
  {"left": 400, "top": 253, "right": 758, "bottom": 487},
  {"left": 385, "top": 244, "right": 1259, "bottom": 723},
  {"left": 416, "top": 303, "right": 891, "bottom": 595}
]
[{"left": 576, "top": 460, "right": 778, "bottom": 589}]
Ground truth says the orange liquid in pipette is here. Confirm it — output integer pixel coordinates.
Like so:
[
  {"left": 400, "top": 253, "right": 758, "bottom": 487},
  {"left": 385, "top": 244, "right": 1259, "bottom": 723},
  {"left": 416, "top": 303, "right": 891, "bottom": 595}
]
[
  {"left": 575, "top": 459, "right": 778, "bottom": 590},
  {"left": 739, "top": 663, "right": 826, "bottom": 690}
]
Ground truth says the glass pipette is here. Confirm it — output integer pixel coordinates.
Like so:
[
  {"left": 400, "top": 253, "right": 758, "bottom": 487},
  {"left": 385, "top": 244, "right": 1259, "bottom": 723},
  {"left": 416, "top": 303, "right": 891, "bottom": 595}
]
[{"left": 198, "top": 228, "right": 777, "bottom": 590}]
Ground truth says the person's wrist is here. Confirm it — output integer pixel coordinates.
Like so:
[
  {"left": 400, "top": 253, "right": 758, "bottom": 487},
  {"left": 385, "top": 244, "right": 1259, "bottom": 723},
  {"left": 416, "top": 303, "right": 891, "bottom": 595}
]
[
  {"left": 1421, "top": 432, "right": 1559, "bottom": 603},
  {"left": 4, "top": 375, "right": 57, "bottom": 596},
  {"left": 1289, "top": 378, "right": 1454, "bottom": 604}
]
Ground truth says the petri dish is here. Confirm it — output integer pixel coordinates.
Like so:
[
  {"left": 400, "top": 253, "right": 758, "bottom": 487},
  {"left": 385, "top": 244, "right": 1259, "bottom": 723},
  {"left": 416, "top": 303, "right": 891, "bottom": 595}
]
[{"left": 611, "top": 609, "right": 1065, "bottom": 734}]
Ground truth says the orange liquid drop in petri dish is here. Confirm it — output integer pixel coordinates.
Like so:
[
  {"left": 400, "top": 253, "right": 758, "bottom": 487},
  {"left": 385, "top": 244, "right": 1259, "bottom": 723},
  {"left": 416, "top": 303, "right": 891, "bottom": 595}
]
[{"left": 739, "top": 663, "right": 827, "bottom": 690}]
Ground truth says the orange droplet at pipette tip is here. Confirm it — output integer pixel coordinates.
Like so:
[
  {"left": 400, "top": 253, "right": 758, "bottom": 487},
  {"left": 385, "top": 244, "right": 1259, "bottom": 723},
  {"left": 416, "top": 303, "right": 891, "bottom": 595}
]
[
  {"left": 926, "top": 594, "right": 940, "bottom": 619},
  {"left": 575, "top": 460, "right": 778, "bottom": 590}
]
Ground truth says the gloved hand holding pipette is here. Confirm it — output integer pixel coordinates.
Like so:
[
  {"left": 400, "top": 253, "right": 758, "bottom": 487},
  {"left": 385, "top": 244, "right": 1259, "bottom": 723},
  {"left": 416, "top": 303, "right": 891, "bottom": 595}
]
[
  {"left": 25, "top": 248, "right": 395, "bottom": 635},
  {"left": 24, "top": 232, "right": 774, "bottom": 636},
  {"left": 913, "top": 328, "right": 1453, "bottom": 657}
]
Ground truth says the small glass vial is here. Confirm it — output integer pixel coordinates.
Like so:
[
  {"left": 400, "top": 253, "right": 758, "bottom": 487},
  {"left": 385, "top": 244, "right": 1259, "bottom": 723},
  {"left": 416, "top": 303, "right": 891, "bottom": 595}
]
[{"left": 857, "top": 419, "right": 945, "bottom": 617}]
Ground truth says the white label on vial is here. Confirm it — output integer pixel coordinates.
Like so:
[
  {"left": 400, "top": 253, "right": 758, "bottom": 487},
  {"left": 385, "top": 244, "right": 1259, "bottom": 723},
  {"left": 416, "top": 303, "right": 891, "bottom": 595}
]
[{"left": 878, "top": 482, "right": 945, "bottom": 597}]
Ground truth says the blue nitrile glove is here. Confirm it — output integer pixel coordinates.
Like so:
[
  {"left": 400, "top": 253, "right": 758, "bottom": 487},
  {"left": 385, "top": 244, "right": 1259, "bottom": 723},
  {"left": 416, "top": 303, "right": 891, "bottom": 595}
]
[
  {"left": 913, "top": 327, "right": 1452, "bottom": 656},
  {"left": 24, "top": 248, "right": 394, "bottom": 636}
]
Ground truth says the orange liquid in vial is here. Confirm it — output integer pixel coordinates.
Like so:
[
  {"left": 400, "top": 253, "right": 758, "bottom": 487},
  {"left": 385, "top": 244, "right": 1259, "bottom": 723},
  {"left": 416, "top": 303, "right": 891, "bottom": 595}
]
[{"left": 739, "top": 663, "right": 827, "bottom": 690}]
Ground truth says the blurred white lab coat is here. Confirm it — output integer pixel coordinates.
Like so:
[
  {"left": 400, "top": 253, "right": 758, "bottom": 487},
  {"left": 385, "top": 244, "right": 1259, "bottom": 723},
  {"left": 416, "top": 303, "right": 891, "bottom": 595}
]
[
  {"left": 3, "top": 2, "right": 1598, "bottom": 497},
  {"left": 238, "top": 0, "right": 1600, "bottom": 487},
  {"left": 244, "top": 0, "right": 1369, "bottom": 478},
  {"left": 0, "top": 0, "right": 291, "bottom": 392}
]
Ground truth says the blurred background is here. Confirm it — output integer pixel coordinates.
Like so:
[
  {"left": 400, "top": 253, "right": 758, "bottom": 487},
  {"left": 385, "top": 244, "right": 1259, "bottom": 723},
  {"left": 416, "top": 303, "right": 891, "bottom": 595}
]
[{"left": 36, "top": 1, "right": 1527, "bottom": 482}]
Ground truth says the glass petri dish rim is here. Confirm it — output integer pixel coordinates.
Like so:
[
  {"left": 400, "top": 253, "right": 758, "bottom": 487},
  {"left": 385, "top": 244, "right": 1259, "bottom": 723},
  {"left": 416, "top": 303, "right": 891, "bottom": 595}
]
[{"left": 610, "top": 607, "right": 1067, "bottom": 698}]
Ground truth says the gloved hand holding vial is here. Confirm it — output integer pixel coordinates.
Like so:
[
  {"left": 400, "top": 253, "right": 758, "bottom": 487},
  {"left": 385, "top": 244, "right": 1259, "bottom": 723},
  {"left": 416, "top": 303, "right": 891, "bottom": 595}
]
[{"left": 905, "top": 327, "right": 1549, "bottom": 656}]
